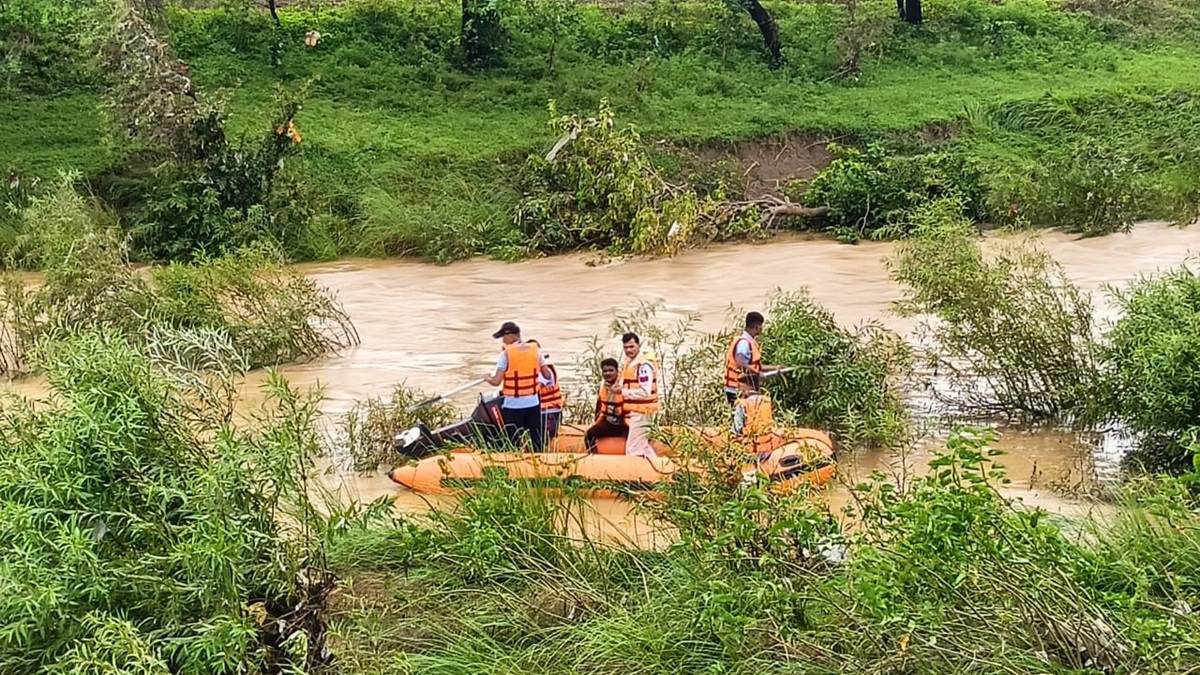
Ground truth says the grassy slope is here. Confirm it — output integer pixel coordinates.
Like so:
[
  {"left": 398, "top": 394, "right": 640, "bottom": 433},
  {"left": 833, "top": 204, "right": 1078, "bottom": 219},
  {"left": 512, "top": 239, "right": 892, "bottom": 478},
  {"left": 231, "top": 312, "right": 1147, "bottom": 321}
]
[{"left": 3, "top": 0, "right": 1199, "bottom": 258}]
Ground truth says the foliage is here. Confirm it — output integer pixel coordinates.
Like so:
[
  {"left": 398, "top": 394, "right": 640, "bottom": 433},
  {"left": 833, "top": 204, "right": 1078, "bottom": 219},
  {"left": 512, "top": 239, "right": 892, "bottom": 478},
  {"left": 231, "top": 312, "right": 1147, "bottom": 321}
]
[
  {"left": 802, "top": 142, "right": 986, "bottom": 242},
  {"left": 515, "top": 100, "right": 765, "bottom": 256},
  {"left": 8, "top": 1, "right": 1200, "bottom": 261},
  {"left": 0, "top": 176, "right": 357, "bottom": 376},
  {"left": 462, "top": 0, "right": 504, "bottom": 68},
  {"left": 891, "top": 211, "right": 1103, "bottom": 422},
  {"left": 515, "top": 100, "right": 657, "bottom": 253},
  {"left": 325, "top": 428, "right": 1200, "bottom": 674},
  {"left": 98, "top": 0, "right": 318, "bottom": 262},
  {"left": 0, "top": 0, "right": 110, "bottom": 95},
  {"left": 340, "top": 382, "right": 459, "bottom": 472},
  {"left": 990, "top": 140, "right": 1141, "bottom": 235},
  {"left": 1104, "top": 265, "right": 1200, "bottom": 472},
  {"left": 761, "top": 290, "right": 912, "bottom": 449},
  {"left": 0, "top": 332, "right": 370, "bottom": 673}
]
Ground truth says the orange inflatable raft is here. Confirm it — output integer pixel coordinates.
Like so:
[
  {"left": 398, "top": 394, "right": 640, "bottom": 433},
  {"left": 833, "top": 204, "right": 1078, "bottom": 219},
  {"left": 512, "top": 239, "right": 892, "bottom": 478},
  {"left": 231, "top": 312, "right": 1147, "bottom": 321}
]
[{"left": 388, "top": 405, "right": 836, "bottom": 496}]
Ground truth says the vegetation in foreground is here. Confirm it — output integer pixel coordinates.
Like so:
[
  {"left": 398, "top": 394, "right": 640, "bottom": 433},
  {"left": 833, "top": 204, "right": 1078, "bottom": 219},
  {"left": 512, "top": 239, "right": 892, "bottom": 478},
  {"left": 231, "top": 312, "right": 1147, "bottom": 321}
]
[
  {"left": 326, "top": 429, "right": 1200, "bottom": 674},
  {"left": 3, "top": 0, "right": 1200, "bottom": 263},
  {"left": 0, "top": 332, "right": 387, "bottom": 673},
  {"left": 2, "top": 215, "right": 1200, "bottom": 672}
]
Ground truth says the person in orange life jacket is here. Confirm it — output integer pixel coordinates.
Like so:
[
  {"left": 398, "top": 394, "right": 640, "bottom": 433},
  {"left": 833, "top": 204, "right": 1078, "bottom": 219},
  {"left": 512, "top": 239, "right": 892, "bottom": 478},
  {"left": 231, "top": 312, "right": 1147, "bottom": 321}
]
[
  {"left": 484, "top": 322, "right": 553, "bottom": 451},
  {"left": 585, "top": 358, "right": 629, "bottom": 452},
  {"left": 620, "top": 332, "right": 660, "bottom": 459},
  {"left": 732, "top": 371, "right": 774, "bottom": 438},
  {"left": 724, "top": 311, "right": 784, "bottom": 406},
  {"left": 526, "top": 339, "right": 564, "bottom": 445}
]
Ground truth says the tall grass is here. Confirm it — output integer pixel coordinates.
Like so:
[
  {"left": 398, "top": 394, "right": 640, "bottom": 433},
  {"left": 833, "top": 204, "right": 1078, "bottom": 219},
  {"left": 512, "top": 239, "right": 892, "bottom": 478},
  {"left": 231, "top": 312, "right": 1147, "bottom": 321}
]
[
  {"left": 326, "top": 428, "right": 1200, "bottom": 673},
  {"left": 0, "top": 331, "right": 379, "bottom": 672}
]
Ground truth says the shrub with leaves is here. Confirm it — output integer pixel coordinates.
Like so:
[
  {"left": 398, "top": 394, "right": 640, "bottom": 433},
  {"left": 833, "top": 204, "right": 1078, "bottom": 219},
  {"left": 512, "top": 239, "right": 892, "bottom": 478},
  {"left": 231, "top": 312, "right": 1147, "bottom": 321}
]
[
  {"left": 802, "top": 143, "right": 986, "bottom": 242},
  {"left": 0, "top": 332, "right": 373, "bottom": 672},
  {"left": 891, "top": 208, "right": 1102, "bottom": 422},
  {"left": 340, "top": 382, "right": 459, "bottom": 472},
  {"left": 515, "top": 100, "right": 767, "bottom": 256},
  {"left": 99, "top": 0, "right": 312, "bottom": 261},
  {"left": 760, "top": 290, "right": 912, "bottom": 449},
  {"left": 1104, "top": 265, "right": 1200, "bottom": 473},
  {"left": 0, "top": 177, "right": 357, "bottom": 376},
  {"left": 992, "top": 141, "right": 1141, "bottom": 236}
]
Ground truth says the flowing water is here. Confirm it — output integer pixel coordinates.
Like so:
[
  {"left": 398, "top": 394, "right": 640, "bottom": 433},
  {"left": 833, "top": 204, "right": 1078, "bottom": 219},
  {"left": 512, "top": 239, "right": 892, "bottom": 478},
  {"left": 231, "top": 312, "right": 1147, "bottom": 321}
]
[{"left": 11, "top": 223, "right": 1200, "bottom": 538}]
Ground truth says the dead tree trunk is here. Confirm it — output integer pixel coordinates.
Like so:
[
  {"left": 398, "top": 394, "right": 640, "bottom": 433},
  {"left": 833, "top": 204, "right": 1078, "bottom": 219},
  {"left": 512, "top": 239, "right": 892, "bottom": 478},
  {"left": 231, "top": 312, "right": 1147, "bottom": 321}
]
[
  {"left": 737, "top": 0, "right": 783, "bottom": 69},
  {"left": 462, "top": 0, "right": 503, "bottom": 68},
  {"left": 898, "top": 0, "right": 923, "bottom": 24}
]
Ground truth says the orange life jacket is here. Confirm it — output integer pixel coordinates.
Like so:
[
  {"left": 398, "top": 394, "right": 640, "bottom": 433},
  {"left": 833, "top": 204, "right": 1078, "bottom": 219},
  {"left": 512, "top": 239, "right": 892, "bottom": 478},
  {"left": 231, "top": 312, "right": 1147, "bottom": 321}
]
[
  {"left": 501, "top": 342, "right": 540, "bottom": 398},
  {"left": 621, "top": 355, "right": 659, "bottom": 415},
  {"left": 539, "top": 364, "right": 564, "bottom": 411},
  {"left": 596, "top": 382, "right": 626, "bottom": 425},
  {"left": 724, "top": 334, "right": 762, "bottom": 390},
  {"left": 736, "top": 394, "right": 774, "bottom": 438}
]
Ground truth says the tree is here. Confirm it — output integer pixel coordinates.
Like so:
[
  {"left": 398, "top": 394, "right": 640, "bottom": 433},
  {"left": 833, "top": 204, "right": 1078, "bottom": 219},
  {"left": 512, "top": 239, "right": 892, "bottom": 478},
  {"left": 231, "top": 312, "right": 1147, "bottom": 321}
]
[
  {"left": 462, "top": 0, "right": 503, "bottom": 68},
  {"left": 728, "top": 0, "right": 783, "bottom": 69},
  {"left": 897, "top": 0, "right": 922, "bottom": 24}
]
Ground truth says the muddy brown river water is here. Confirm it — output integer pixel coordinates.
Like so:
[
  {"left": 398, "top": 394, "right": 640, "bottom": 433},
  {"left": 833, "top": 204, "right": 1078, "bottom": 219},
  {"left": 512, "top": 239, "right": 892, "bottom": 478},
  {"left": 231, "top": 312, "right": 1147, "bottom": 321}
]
[{"left": 10, "top": 223, "right": 1200, "bottom": 538}]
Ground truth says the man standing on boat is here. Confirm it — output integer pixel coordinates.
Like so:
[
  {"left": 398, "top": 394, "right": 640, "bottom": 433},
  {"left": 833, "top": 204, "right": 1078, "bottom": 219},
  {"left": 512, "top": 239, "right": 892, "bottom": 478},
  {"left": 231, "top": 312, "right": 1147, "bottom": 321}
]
[
  {"left": 724, "top": 311, "right": 784, "bottom": 406},
  {"left": 620, "top": 332, "right": 660, "bottom": 459},
  {"left": 485, "top": 322, "right": 553, "bottom": 451}
]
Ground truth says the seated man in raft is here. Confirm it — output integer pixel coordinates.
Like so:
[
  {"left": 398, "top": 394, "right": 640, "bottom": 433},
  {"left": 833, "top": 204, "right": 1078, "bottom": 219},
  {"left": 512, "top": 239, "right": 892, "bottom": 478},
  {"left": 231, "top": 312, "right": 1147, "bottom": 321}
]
[
  {"left": 585, "top": 358, "right": 629, "bottom": 453},
  {"left": 732, "top": 371, "right": 774, "bottom": 440}
]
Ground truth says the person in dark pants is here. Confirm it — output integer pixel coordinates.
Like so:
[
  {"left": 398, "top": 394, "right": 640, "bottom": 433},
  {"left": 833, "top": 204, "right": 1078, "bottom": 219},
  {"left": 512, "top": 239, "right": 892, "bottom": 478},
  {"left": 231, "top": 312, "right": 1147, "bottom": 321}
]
[
  {"left": 485, "top": 321, "right": 553, "bottom": 451},
  {"left": 585, "top": 358, "right": 629, "bottom": 452}
]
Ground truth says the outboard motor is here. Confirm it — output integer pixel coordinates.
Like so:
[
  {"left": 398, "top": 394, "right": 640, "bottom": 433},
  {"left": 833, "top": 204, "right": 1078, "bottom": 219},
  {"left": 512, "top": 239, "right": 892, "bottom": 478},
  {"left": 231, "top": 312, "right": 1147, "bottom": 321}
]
[{"left": 393, "top": 394, "right": 510, "bottom": 459}]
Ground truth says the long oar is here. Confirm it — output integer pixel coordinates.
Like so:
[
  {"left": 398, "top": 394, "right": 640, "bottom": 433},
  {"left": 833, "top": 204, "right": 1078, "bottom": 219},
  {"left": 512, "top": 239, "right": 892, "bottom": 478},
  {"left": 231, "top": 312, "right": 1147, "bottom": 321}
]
[{"left": 406, "top": 378, "right": 487, "bottom": 413}]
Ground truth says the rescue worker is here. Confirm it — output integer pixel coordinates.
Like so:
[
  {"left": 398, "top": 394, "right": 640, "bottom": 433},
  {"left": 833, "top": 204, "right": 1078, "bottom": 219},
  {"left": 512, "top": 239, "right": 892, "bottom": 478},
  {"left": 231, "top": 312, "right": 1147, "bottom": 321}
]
[
  {"left": 585, "top": 358, "right": 629, "bottom": 452},
  {"left": 620, "top": 332, "right": 659, "bottom": 459},
  {"left": 526, "top": 339, "right": 564, "bottom": 446},
  {"left": 484, "top": 322, "right": 553, "bottom": 451},
  {"left": 724, "top": 311, "right": 783, "bottom": 405},
  {"left": 732, "top": 371, "right": 774, "bottom": 438}
]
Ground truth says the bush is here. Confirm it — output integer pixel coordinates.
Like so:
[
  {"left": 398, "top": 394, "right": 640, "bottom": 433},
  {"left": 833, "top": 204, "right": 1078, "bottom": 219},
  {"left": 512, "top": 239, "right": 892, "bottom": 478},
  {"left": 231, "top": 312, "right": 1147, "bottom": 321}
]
[
  {"left": 98, "top": 1, "right": 317, "bottom": 262},
  {"left": 760, "top": 290, "right": 912, "bottom": 450},
  {"left": 515, "top": 101, "right": 766, "bottom": 256},
  {"left": 514, "top": 100, "right": 658, "bottom": 253},
  {"left": 0, "top": 332, "right": 363, "bottom": 672},
  {"left": 802, "top": 143, "right": 986, "bottom": 242},
  {"left": 891, "top": 208, "right": 1103, "bottom": 422},
  {"left": 1104, "top": 265, "right": 1200, "bottom": 472},
  {"left": 340, "top": 382, "right": 459, "bottom": 472},
  {"left": 991, "top": 140, "right": 1141, "bottom": 235},
  {"left": 0, "top": 177, "right": 358, "bottom": 376}
]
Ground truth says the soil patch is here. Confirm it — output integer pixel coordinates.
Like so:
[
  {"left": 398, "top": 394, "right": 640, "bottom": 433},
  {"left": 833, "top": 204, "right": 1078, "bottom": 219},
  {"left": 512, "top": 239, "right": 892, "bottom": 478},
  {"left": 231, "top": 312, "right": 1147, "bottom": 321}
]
[{"left": 698, "top": 133, "right": 834, "bottom": 199}]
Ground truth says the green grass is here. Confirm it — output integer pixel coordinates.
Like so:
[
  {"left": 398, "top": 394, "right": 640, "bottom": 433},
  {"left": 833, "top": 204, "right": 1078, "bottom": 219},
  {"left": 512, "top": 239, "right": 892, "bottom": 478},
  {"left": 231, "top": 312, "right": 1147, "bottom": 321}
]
[{"left": 3, "top": 0, "right": 1200, "bottom": 260}]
